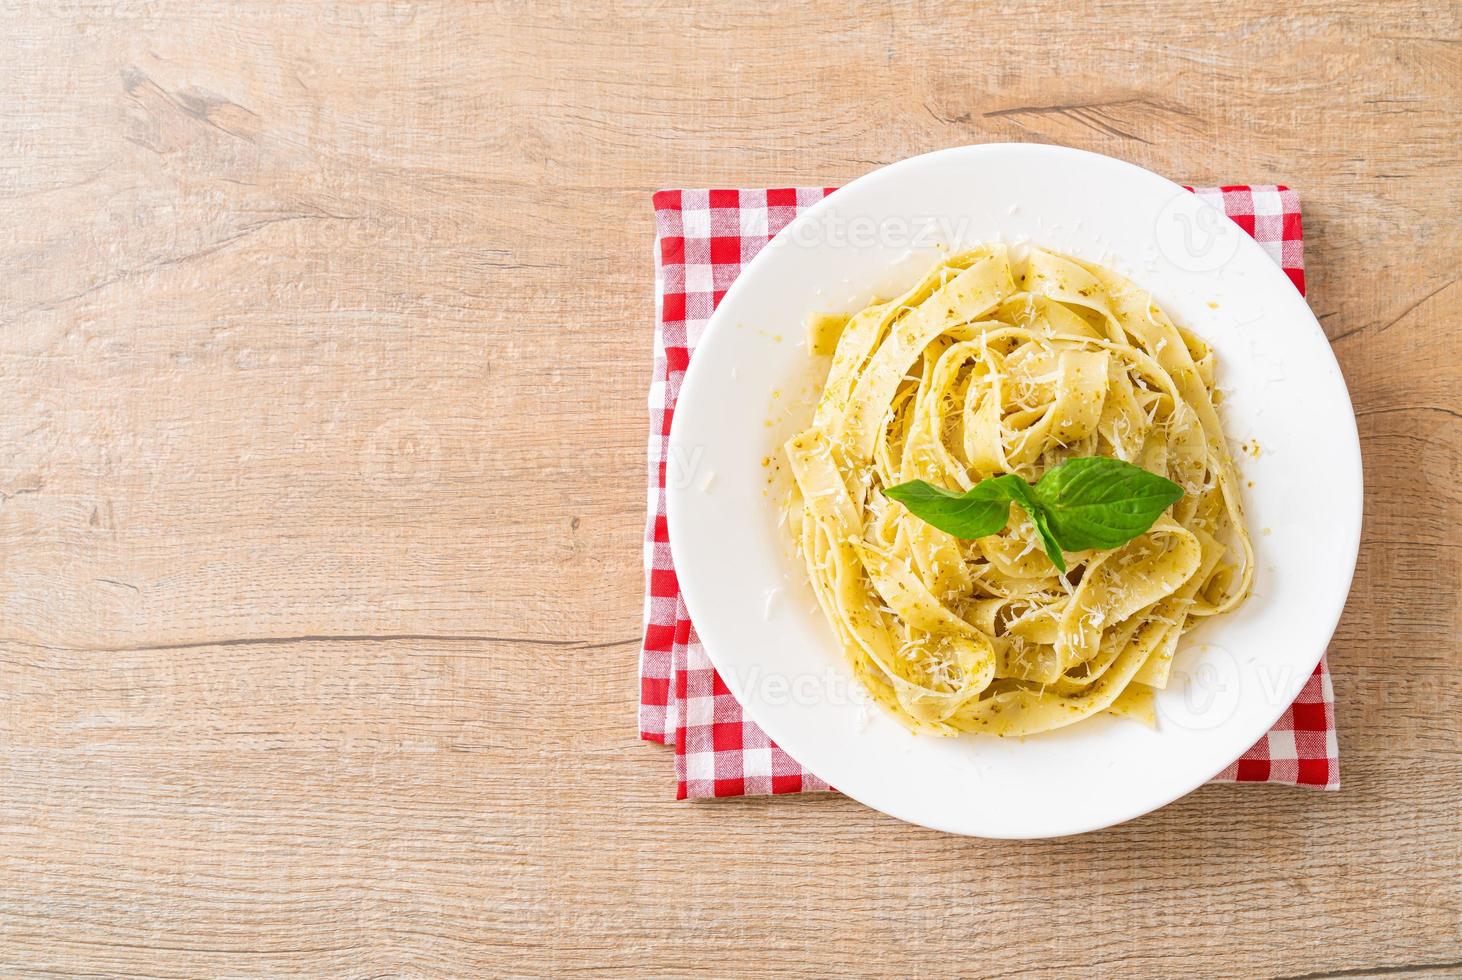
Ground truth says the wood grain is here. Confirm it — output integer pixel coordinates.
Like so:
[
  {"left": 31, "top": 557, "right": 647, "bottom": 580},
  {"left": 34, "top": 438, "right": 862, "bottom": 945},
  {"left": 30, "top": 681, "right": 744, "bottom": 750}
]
[{"left": 1, "top": 1, "right": 1459, "bottom": 976}]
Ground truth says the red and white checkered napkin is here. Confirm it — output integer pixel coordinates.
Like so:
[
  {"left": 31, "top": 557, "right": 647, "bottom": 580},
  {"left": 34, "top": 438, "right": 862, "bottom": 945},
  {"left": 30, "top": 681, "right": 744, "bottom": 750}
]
[{"left": 641, "top": 185, "right": 1339, "bottom": 799}]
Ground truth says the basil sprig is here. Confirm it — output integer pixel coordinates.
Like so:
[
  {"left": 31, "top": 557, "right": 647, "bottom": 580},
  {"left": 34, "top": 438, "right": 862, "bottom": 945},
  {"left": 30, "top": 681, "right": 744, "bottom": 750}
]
[{"left": 883, "top": 457, "right": 1184, "bottom": 573}]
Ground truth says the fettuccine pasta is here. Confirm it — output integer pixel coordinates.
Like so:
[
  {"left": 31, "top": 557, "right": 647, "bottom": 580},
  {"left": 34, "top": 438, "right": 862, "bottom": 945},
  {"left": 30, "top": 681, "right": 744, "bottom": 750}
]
[{"left": 784, "top": 244, "right": 1252, "bottom": 736}]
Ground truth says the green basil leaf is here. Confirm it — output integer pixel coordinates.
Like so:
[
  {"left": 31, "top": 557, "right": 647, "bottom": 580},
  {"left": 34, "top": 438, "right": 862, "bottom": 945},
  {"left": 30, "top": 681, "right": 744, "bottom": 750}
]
[
  {"left": 1030, "top": 456, "right": 1184, "bottom": 552},
  {"left": 883, "top": 477, "right": 1021, "bottom": 540},
  {"left": 882, "top": 457, "right": 1180, "bottom": 576},
  {"left": 1002, "top": 479, "right": 1069, "bottom": 573},
  {"left": 884, "top": 476, "right": 1069, "bottom": 572}
]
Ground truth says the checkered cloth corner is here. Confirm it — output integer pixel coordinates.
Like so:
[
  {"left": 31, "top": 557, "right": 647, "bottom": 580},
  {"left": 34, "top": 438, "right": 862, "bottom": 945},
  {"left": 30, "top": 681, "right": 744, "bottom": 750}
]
[{"left": 641, "top": 184, "right": 1336, "bottom": 799}]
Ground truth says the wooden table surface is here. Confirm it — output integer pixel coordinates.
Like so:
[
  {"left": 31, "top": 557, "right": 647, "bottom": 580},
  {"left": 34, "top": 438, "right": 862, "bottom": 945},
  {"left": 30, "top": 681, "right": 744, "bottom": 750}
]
[{"left": 2, "top": 2, "right": 1459, "bottom": 977}]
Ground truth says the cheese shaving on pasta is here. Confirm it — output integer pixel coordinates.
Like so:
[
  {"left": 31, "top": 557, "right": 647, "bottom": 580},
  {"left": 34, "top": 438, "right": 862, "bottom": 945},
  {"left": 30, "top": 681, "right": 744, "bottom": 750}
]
[{"left": 783, "top": 244, "right": 1252, "bottom": 736}]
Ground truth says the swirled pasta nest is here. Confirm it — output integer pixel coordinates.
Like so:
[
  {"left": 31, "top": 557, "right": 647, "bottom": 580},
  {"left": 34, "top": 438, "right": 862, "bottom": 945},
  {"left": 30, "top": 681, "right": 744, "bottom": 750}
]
[{"left": 785, "top": 244, "right": 1252, "bottom": 736}]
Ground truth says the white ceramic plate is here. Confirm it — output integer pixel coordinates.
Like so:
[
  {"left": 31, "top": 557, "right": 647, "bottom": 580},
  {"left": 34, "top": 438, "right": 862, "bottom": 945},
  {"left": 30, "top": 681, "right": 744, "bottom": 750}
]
[{"left": 666, "top": 144, "right": 1361, "bottom": 837}]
